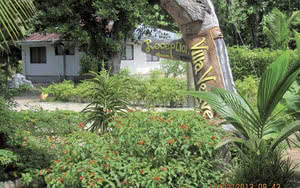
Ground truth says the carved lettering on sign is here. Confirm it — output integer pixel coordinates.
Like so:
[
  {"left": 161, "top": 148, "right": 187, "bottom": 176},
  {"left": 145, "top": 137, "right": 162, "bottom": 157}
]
[
  {"left": 191, "top": 38, "right": 216, "bottom": 119},
  {"left": 144, "top": 39, "right": 191, "bottom": 60}
]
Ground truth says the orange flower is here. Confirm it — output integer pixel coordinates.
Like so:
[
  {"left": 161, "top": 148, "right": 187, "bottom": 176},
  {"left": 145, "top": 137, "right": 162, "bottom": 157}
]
[
  {"left": 180, "top": 124, "right": 188, "bottom": 130},
  {"left": 161, "top": 167, "right": 167, "bottom": 171},
  {"left": 78, "top": 122, "right": 85, "bottom": 129},
  {"left": 211, "top": 136, "right": 217, "bottom": 140},
  {"left": 138, "top": 139, "right": 145, "bottom": 145},
  {"left": 222, "top": 136, "right": 226, "bottom": 139},
  {"left": 153, "top": 176, "right": 160, "bottom": 181},
  {"left": 96, "top": 178, "right": 104, "bottom": 183},
  {"left": 39, "top": 170, "right": 43, "bottom": 175},
  {"left": 140, "top": 169, "right": 145, "bottom": 175},
  {"left": 168, "top": 140, "right": 175, "bottom": 145},
  {"left": 90, "top": 183, "right": 94, "bottom": 188}
]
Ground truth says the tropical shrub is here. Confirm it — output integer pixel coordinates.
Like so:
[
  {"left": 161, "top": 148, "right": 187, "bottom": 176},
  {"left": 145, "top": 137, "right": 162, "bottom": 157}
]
[
  {"left": 230, "top": 146, "right": 296, "bottom": 187},
  {"left": 0, "top": 109, "right": 86, "bottom": 183},
  {"left": 40, "top": 71, "right": 187, "bottom": 107},
  {"left": 188, "top": 52, "right": 300, "bottom": 185},
  {"left": 263, "top": 8, "right": 300, "bottom": 50},
  {"left": 228, "top": 46, "right": 299, "bottom": 80},
  {"left": 79, "top": 54, "right": 100, "bottom": 75},
  {"left": 44, "top": 111, "right": 230, "bottom": 188},
  {"left": 159, "top": 59, "right": 187, "bottom": 78},
  {"left": 283, "top": 81, "right": 300, "bottom": 120},
  {"left": 82, "top": 69, "right": 131, "bottom": 134},
  {"left": 13, "top": 110, "right": 85, "bottom": 136},
  {"left": 0, "top": 96, "right": 15, "bottom": 148},
  {"left": 235, "top": 75, "right": 259, "bottom": 108}
]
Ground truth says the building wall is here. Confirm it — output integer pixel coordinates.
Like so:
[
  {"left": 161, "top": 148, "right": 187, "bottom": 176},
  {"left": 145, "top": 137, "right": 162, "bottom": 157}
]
[
  {"left": 21, "top": 42, "right": 163, "bottom": 83},
  {"left": 120, "top": 43, "right": 162, "bottom": 75},
  {"left": 21, "top": 42, "right": 82, "bottom": 82}
]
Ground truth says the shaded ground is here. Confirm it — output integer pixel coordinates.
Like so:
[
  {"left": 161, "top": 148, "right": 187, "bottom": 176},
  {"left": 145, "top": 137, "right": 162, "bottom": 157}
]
[{"left": 13, "top": 95, "right": 300, "bottom": 187}]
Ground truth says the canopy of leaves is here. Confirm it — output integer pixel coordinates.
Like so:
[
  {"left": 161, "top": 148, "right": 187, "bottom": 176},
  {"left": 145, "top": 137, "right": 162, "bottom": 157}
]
[{"left": 33, "top": 0, "right": 178, "bottom": 64}]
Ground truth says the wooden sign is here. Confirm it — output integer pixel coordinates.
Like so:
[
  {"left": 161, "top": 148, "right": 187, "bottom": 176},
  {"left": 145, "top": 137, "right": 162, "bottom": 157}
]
[{"left": 141, "top": 39, "right": 192, "bottom": 62}]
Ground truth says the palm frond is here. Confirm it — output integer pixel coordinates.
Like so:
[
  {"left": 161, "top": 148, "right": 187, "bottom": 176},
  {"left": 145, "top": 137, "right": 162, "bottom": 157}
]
[
  {"left": 0, "top": 0, "right": 35, "bottom": 52},
  {"left": 270, "top": 121, "right": 300, "bottom": 151},
  {"left": 187, "top": 88, "right": 260, "bottom": 138},
  {"left": 288, "top": 11, "right": 300, "bottom": 26},
  {"left": 257, "top": 52, "right": 300, "bottom": 123}
]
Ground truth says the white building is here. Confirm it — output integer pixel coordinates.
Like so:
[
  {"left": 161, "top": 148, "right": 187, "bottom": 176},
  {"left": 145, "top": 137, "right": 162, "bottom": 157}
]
[{"left": 19, "top": 27, "right": 179, "bottom": 83}]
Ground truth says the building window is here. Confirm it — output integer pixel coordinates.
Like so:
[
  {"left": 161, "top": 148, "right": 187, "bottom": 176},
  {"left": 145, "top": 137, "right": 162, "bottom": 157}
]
[
  {"left": 146, "top": 54, "right": 160, "bottom": 62},
  {"left": 55, "top": 46, "right": 75, "bottom": 55},
  {"left": 122, "top": 44, "right": 134, "bottom": 60},
  {"left": 30, "top": 47, "right": 46, "bottom": 64}
]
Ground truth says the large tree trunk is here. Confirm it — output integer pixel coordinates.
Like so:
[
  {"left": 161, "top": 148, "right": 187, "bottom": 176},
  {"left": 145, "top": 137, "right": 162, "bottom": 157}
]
[
  {"left": 108, "top": 52, "right": 122, "bottom": 75},
  {"left": 158, "top": 0, "right": 235, "bottom": 118},
  {"left": 186, "top": 62, "right": 195, "bottom": 107}
]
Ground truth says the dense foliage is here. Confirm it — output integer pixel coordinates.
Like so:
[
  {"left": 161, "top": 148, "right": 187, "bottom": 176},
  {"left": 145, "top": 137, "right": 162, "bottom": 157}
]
[
  {"left": 40, "top": 71, "right": 187, "bottom": 107},
  {"left": 188, "top": 52, "right": 300, "bottom": 186},
  {"left": 216, "top": 0, "right": 300, "bottom": 48},
  {"left": 228, "top": 46, "right": 299, "bottom": 80},
  {"left": 44, "top": 111, "right": 229, "bottom": 188},
  {"left": 0, "top": 106, "right": 85, "bottom": 184}
]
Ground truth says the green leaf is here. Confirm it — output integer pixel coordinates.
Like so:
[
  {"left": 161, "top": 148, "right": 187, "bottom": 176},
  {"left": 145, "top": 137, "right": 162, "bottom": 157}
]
[{"left": 270, "top": 121, "right": 300, "bottom": 151}]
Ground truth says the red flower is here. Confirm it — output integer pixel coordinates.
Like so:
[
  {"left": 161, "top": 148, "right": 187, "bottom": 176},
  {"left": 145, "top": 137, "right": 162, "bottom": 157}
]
[
  {"left": 168, "top": 140, "right": 175, "bottom": 145},
  {"left": 96, "top": 178, "right": 104, "bottom": 183},
  {"left": 138, "top": 139, "right": 145, "bottom": 145},
  {"left": 211, "top": 136, "right": 217, "bottom": 140},
  {"left": 78, "top": 122, "right": 85, "bottom": 129},
  {"left": 91, "top": 183, "right": 94, "bottom": 188},
  {"left": 140, "top": 169, "right": 145, "bottom": 175},
  {"left": 153, "top": 176, "right": 160, "bottom": 181},
  {"left": 180, "top": 124, "right": 188, "bottom": 130}
]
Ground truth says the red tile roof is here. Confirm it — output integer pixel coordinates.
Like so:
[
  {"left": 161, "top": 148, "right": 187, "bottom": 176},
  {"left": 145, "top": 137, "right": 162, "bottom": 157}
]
[{"left": 24, "top": 33, "right": 60, "bottom": 42}]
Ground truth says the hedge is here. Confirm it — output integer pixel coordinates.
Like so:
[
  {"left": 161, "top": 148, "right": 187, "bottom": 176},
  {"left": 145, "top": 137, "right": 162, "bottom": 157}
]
[{"left": 228, "top": 46, "right": 299, "bottom": 81}]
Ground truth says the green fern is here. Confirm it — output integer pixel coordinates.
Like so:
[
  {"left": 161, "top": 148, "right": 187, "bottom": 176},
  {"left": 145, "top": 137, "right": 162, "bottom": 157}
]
[{"left": 263, "top": 8, "right": 300, "bottom": 50}]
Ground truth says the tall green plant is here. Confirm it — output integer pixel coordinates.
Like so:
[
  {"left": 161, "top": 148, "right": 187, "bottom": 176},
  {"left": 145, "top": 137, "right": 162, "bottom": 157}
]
[
  {"left": 188, "top": 52, "right": 300, "bottom": 153},
  {"left": 82, "top": 68, "right": 131, "bottom": 134},
  {"left": 263, "top": 8, "right": 300, "bottom": 50}
]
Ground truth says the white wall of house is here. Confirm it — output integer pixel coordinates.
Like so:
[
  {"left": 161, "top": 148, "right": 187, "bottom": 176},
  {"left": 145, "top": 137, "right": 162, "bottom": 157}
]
[
  {"left": 20, "top": 41, "right": 163, "bottom": 82},
  {"left": 120, "top": 43, "right": 162, "bottom": 75},
  {"left": 21, "top": 42, "right": 82, "bottom": 78}
]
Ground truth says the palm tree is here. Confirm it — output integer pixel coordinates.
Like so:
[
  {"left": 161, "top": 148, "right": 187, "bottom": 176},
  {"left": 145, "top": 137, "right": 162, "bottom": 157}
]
[
  {"left": 0, "top": 0, "right": 35, "bottom": 52},
  {"left": 187, "top": 51, "right": 300, "bottom": 155},
  {"left": 263, "top": 8, "right": 300, "bottom": 50}
]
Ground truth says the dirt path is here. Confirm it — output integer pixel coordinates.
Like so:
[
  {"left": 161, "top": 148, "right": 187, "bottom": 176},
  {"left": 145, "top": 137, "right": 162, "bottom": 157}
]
[{"left": 14, "top": 96, "right": 89, "bottom": 112}]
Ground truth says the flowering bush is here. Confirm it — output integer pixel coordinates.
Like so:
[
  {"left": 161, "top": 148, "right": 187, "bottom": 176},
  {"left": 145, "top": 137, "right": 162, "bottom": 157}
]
[
  {"left": 44, "top": 111, "right": 230, "bottom": 187},
  {"left": 0, "top": 109, "right": 86, "bottom": 184}
]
